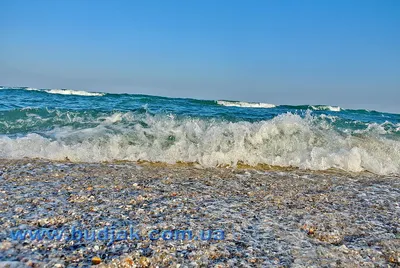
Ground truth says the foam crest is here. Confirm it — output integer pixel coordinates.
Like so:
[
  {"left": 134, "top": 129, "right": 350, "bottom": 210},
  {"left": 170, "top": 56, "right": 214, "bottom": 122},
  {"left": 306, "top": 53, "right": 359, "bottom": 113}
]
[
  {"left": 25, "top": 87, "right": 40, "bottom": 91},
  {"left": 217, "top": 100, "right": 276, "bottom": 108},
  {"left": 44, "top": 89, "right": 105, "bottom": 96},
  {"left": 310, "top": 105, "right": 341, "bottom": 112},
  {"left": 0, "top": 112, "right": 399, "bottom": 175}
]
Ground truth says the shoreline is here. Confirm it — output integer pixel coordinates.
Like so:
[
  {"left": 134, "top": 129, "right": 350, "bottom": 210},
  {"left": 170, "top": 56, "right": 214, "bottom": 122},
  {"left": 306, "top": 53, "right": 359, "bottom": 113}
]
[
  {"left": 0, "top": 157, "right": 380, "bottom": 175},
  {"left": 0, "top": 158, "right": 399, "bottom": 267}
]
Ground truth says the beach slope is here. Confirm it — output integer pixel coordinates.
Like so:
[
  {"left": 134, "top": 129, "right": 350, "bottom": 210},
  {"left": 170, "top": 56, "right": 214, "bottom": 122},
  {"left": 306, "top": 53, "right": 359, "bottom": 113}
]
[{"left": 0, "top": 159, "right": 399, "bottom": 267}]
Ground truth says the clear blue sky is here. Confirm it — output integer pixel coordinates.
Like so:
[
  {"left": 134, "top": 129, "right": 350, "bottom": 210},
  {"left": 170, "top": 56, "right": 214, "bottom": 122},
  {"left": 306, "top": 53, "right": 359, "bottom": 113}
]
[{"left": 1, "top": 0, "right": 399, "bottom": 112}]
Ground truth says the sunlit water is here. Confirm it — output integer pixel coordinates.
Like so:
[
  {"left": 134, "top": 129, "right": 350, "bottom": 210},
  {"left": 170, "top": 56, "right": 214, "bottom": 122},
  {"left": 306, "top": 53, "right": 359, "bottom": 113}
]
[{"left": 1, "top": 86, "right": 399, "bottom": 175}]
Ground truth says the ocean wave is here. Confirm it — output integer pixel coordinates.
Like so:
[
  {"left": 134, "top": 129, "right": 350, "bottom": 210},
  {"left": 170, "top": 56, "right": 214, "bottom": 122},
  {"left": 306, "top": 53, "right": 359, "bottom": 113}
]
[
  {"left": 0, "top": 86, "right": 27, "bottom": 90},
  {"left": 310, "top": 105, "right": 341, "bottom": 112},
  {"left": 283, "top": 105, "right": 342, "bottom": 112},
  {"left": 0, "top": 112, "right": 399, "bottom": 175},
  {"left": 217, "top": 100, "right": 276, "bottom": 108},
  {"left": 44, "top": 89, "right": 105, "bottom": 96},
  {"left": 0, "top": 86, "right": 105, "bottom": 96},
  {"left": 24, "top": 87, "right": 40, "bottom": 91}
]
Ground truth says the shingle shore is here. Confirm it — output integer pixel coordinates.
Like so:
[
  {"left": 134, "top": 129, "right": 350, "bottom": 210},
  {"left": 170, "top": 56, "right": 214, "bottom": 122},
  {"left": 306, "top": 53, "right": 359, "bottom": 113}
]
[{"left": 0, "top": 159, "right": 399, "bottom": 267}]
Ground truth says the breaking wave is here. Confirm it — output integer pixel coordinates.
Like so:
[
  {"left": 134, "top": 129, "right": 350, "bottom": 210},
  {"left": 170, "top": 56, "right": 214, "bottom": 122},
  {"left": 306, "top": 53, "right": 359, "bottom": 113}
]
[
  {"left": 217, "top": 100, "right": 276, "bottom": 108},
  {"left": 310, "top": 105, "right": 341, "bottom": 112},
  {"left": 0, "top": 86, "right": 105, "bottom": 96},
  {"left": 44, "top": 89, "right": 105, "bottom": 96},
  {"left": 0, "top": 112, "right": 399, "bottom": 175}
]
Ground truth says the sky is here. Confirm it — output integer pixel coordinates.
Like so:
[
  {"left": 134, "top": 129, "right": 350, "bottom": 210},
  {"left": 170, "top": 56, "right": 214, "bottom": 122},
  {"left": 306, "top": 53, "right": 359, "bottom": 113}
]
[{"left": 0, "top": 0, "right": 399, "bottom": 113}]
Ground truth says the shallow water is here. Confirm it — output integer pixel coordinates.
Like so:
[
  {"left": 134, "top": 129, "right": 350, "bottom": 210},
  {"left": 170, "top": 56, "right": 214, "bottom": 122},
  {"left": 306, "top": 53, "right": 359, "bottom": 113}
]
[{"left": 0, "top": 159, "right": 399, "bottom": 267}]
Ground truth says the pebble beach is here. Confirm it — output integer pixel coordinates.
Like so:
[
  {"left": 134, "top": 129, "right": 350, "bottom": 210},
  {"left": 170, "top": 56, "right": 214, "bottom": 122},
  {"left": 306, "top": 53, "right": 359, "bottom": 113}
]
[{"left": 0, "top": 159, "right": 399, "bottom": 267}]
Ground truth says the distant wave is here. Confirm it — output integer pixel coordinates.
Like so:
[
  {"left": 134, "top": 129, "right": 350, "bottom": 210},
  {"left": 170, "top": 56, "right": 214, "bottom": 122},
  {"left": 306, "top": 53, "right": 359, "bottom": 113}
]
[
  {"left": 282, "top": 105, "right": 342, "bottom": 112},
  {"left": 44, "top": 89, "right": 105, "bottom": 96},
  {"left": 1, "top": 86, "right": 397, "bottom": 116},
  {"left": 310, "top": 105, "right": 341, "bottom": 112},
  {"left": 217, "top": 100, "right": 276, "bottom": 108},
  {"left": 0, "top": 86, "right": 27, "bottom": 90},
  {"left": 24, "top": 87, "right": 40, "bottom": 91},
  {"left": 0, "top": 86, "right": 105, "bottom": 96},
  {"left": 215, "top": 101, "right": 341, "bottom": 111}
]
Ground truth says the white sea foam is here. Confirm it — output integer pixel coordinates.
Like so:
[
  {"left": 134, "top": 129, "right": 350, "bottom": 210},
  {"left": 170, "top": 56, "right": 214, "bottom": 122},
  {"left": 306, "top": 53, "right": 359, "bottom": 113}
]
[
  {"left": 217, "top": 100, "right": 276, "bottom": 108},
  {"left": 25, "top": 87, "right": 40, "bottom": 91},
  {"left": 0, "top": 112, "right": 399, "bottom": 175},
  {"left": 44, "top": 89, "right": 105, "bottom": 96},
  {"left": 0, "top": 87, "right": 104, "bottom": 96},
  {"left": 311, "top": 105, "right": 341, "bottom": 112}
]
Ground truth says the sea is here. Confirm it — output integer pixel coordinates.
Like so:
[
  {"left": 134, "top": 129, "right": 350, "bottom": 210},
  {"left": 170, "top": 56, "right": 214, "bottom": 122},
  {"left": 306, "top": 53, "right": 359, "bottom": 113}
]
[{"left": 0, "top": 86, "right": 399, "bottom": 175}]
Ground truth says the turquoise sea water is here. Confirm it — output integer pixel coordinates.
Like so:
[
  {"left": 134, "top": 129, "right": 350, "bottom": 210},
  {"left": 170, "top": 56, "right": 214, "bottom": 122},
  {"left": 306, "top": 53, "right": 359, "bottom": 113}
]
[{"left": 0, "top": 86, "right": 399, "bottom": 175}]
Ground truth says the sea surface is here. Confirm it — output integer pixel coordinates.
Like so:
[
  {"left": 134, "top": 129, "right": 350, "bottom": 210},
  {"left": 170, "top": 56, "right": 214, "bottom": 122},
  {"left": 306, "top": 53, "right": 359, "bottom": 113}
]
[{"left": 0, "top": 86, "right": 399, "bottom": 175}]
